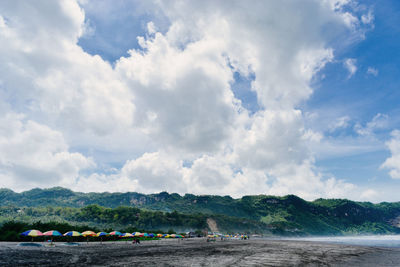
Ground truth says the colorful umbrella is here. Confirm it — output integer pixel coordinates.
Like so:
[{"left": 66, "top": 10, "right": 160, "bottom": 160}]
[
  {"left": 43, "top": 230, "right": 62, "bottom": 244},
  {"left": 143, "top": 233, "right": 149, "bottom": 237},
  {"left": 96, "top": 232, "right": 108, "bottom": 237},
  {"left": 121, "top": 233, "right": 134, "bottom": 237},
  {"left": 82, "top": 231, "right": 96, "bottom": 237},
  {"left": 21, "top": 229, "right": 43, "bottom": 242},
  {"left": 133, "top": 232, "right": 142, "bottom": 237},
  {"left": 43, "top": 230, "right": 62, "bottom": 236},
  {"left": 97, "top": 232, "right": 108, "bottom": 244},
  {"left": 64, "top": 231, "right": 82, "bottom": 237},
  {"left": 163, "top": 234, "right": 170, "bottom": 238},
  {"left": 109, "top": 231, "right": 122, "bottom": 236},
  {"left": 170, "top": 234, "right": 177, "bottom": 238},
  {"left": 21, "top": 230, "right": 43, "bottom": 237},
  {"left": 82, "top": 230, "right": 96, "bottom": 244},
  {"left": 157, "top": 234, "right": 163, "bottom": 238},
  {"left": 148, "top": 233, "right": 155, "bottom": 238}
]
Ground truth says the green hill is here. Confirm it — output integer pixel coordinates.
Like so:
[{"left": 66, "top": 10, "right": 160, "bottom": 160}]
[{"left": 1, "top": 187, "right": 400, "bottom": 235}]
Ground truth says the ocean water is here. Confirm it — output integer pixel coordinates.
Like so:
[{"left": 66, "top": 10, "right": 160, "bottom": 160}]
[{"left": 284, "top": 235, "right": 400, "bottom": 248}]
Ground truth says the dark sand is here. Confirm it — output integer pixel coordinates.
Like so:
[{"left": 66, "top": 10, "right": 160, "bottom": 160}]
[{"left": 1, "top": 238, "right": 400, "bottom": 266}]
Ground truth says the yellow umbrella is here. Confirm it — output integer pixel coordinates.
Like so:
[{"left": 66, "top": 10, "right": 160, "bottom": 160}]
[
  {"left": 82, "top": 230, "right": 96, "bottom": 244},
  {"left": 121, "top": 233, "right": 134, "bottom": 237},
  {"left": 82, "top": 231, "right": 96, "bottom": 237},
  {"left": 96, "top": 232, "right": 108, "bottom": 244},
  {"left": 63, "top": 231, "right": 82, "bottom": 237}
]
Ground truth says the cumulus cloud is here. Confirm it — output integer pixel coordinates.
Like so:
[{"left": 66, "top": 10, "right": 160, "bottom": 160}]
[
  {"left": 381, "top": 130, "right": 400, "bottom": 179},
  {"left": 0, "top": 0, "right": 376, "bottom": 200},
  {"left": 0, "top": 0, "right": 135, "bottom": 136},
  {"left": 0, "top": 113, "right": 94, "bottom": 191}
]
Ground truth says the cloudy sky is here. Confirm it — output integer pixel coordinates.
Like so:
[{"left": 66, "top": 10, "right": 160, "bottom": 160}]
[{"left": 1, "top": 0, "right": 400, "bottom": 202}]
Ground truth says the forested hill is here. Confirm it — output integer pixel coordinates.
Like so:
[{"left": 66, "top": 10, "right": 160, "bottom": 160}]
[{"left": 1, "top": 187, "right": 400, "bottom": 235}]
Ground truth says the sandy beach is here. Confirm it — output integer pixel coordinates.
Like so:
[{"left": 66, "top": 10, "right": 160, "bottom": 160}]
[{"left": 1, "top": 238, "right": 400, "bottom": 266}]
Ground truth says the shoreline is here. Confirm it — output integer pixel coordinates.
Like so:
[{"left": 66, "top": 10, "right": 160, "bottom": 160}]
[{"left": 1, "top": 238, "right": 400, "bottom": 266}]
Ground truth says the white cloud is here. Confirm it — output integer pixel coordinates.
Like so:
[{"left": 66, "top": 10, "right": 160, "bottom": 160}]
[
  {"left": 354, "top": 113, "right": 389, "bottom": 136},
  {"left": 0, "top": 0, "right": 376, "bottom": 200},
  {"left": 359, "top": 189, "right": 378, "bottom": 201},
  {"left": 0, "top": 113, "right": 94, "bottom": 191},
  {"left": 361, "top": 10, "right": 374, "bottom": 25},
  {"left": 381, "top": 130, "right": 400, "bottom": 179},
  {"left": 344, "top": 58, "right": 357, "bottom": 78},
  {"left": 0, "top": 0, "right": 135, "bottom": 136},
  {"left": 329, "top": 116, "right": 351, "bottom": 132},
  {"left": 367, "top": 67, "right": 378, "bottom": 76}
]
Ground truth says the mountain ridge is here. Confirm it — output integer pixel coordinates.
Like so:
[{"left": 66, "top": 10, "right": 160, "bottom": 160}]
[{"left": 1, "top": 187, "right": 400, "bottom": 235}]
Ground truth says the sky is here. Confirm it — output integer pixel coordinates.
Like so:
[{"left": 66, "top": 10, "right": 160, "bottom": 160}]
[{"left": 1, "top": 0, "right": 400, "bottom": 202}]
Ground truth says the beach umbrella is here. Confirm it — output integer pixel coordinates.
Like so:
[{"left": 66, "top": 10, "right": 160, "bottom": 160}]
[
  {"left": 143, "top": 233, "right": 149, "bottom": 237},
  {"left": 64, "top": 231, "right": 82, "bottom": 237},
  {"left": 43, "top": 230, "right": 62, "bottom": 244},
  {"left": 43, "top": 230, "right": 62, "bottom": 237},
  {"left": 109, "top": 231, "right": 122, "bottom": 236},
  {"left": 21, "top": 229, "right": 43, "bottom": 241},
  {"left": 170, "top": 234, "right": 177, "bottom": 238},
  {"left": 96, "top": 232, "right": 108, "bottom": 237},
  {"left": 163, "top": 234, "right": 170, "bottom": 238},
  {"left": 148, "top": 233, "right": 155, "bottom": 238},
  {"left": 157, "top": 234, "right": 163, "bottom": 238},
  {"left": 121, "top": 233, "right": 134, "bottom": 237},
  {"left": 82, "top": 231, "right": 96, "bottom": 237},
  {"left": 109, "top": 231, "right": 122, "bottom": 244},
  {"left": 121, "top": 233, "right": 134, "bottom": 244},
  {"left": 82, "top": 231, "right": 96, "bottom": 244},
  {"left": 21, "top": 230, "right": 43, "bottom": 237},
  {"left": 96, "top": 232, "right": 108, "bottom": 244},
  {"left": 133, "top": 232, "right": 142, "bottom": 237}
]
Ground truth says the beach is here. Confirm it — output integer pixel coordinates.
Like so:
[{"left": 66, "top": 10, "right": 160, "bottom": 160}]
[{"left": 1, "top": 238, "right": 400, "bottom": 266}]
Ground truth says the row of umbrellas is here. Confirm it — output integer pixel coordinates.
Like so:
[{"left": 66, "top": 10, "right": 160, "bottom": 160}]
[{"left": 21, "top": 230, "right": 184, "bottom": 238}]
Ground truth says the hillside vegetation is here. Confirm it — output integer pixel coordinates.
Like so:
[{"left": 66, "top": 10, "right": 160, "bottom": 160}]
[{"left": 1, "top": 187, "right": 400, "bottom": 235}]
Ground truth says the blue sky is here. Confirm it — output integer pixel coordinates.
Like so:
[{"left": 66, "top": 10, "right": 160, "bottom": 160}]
[
  {"left": 304, "top": 0, "right": 400, "bottom": 190},
  {"left": 1, "top": 0, "right": 400, "bottom": 201}
]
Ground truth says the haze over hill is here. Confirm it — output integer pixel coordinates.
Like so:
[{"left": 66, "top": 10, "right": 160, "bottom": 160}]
[{"left": 1, "top": 187, "right": 400, "bottom": 235}]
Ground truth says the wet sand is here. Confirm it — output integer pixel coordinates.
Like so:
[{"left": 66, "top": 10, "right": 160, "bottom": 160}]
[{"left": 1, "top": 238, "right": 400, "bottom": 266}]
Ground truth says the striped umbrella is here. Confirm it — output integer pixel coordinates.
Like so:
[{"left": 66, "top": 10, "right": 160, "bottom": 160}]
[
  {"left": 82, "top": 231, "right": 96, "bottom": 237},
  {"left": 121, "top": 233, "right": 134, "bottom": 237},
  {"left": 109, "top": 231, "right": 122, "bottom": 236},
  {"left": 96, "top": 232, "right": 108, "bottom": 237},
  {"left": 97, "top": 232, "right": 108, "bottom": 244},
  {"left": 43, "top": 230, "right": 62, "bottom": 244},
  {"left": 133, "top": 232, "right": 142, "bottom": 237},
  {"left": 64, "top": 231, "right": 82, "bottom": 237},
  {"left": 21, "top": 229, "right": 43, "bottom": 242},
  {"left": 82, "top": 231, "right": 96, "bottom": 244},
  {"left": 43, "top": 230, "right": 62, "bottom": 236},
  {"left": 157, "top": 234, "right": 163, "bottom": 238},
  {"left": 148, "top": 233, "right": 155, "bottom": 238},
  {"left": 143, "top": 233, "right": 149, "bottom": 237},
  {"left": 21, "top": 230, "right": 43, "bottom": 237}
]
